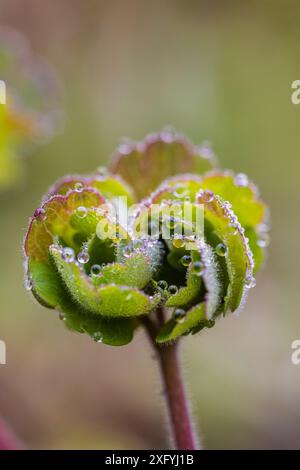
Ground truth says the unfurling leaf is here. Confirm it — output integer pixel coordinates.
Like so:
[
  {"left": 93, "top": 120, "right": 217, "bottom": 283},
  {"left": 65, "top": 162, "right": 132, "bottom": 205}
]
[{"left": 24, "top": 129, "right": 269, "bottom": 346}]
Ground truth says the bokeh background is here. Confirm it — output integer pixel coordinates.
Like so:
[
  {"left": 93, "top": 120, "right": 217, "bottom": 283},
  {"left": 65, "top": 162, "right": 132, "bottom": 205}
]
[{"left": 0, "top": 0, "right": 300, "bottom": 449}]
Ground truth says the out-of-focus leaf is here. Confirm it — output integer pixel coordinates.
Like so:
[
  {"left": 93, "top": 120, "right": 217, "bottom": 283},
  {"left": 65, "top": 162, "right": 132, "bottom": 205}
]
[{"left": 109, "top": 129, "right": 216, "bottom": 199}]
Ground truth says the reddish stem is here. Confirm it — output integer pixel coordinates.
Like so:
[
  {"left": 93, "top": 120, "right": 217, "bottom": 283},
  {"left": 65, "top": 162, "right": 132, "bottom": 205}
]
[
  {"left": 158, "top": 341, "right": 199, "bottom": 450},
  {"left": 144, "top": 315, "right": 199, "bottom": 450}
]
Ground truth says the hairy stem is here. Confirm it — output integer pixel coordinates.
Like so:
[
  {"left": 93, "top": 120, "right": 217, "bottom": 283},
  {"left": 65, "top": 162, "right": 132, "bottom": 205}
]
[
  {"left": 158, "top": 341, "right": 199, "bottom": 450},
  {"left": 0, "top": 418, "right": 23, "bottom": 450},
  {"left": 143, "top": 315, "right": 199, "bottom": 450}
]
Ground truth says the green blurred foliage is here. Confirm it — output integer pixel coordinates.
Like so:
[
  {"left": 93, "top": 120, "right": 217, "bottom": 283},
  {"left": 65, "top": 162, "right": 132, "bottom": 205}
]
[{"left": 0, "top": 0, "right": 300, "bottom": 449}]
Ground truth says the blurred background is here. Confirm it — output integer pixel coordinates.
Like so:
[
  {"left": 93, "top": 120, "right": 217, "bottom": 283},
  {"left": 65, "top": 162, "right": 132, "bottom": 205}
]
[{"left": 0, "top": 0, "right": 300, "bottom": 449}]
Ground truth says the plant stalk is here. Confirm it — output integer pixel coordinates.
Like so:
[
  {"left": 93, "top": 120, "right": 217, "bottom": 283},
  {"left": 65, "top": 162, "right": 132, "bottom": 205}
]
[
  {"left": 143, "top": 315, "right": 199, "bottom": 450},
  {"left": 158, "top": 341, "right": 199, "bottom": 450}
]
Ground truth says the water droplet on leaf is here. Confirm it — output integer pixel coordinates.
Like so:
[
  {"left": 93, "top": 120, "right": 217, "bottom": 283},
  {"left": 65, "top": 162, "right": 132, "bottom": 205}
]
[
  {"left": 78, "top": 251, "right": 90, "bottom": 264},
  {"left": 76, "top": 206, "right": 87, "bottom": 219},
  {"left": 173, "top": 308, "right": 186, "bottom": 323},
  {"left": 25, "top": 277, "right": 32, "bottom": 291},
  {"left": 74, "top": 182, "right": 83, "bottom": 192},
  {"left": 215, "top": 243, "right": 227, "bottom": 257},
  {"left": 62, "top": 247, "right": 75, "bottom": 263},
  {"left": 199, "top": 190, "right": 214, "bottom": 203},
  {"left": 234, "top": 173, "right": 248, "bottom": 187},
  {"left": 97, "top": 166, "right": 108, "bottom": 176},
  {"left": 191, "top": 261, "right": 204, "bottom": 276},
  {"left": 181, "top": 255, "right": 192, "bottom": 267},
  {"left": 168, "top": 285, "right": 178, "bottom": 295},
  {"left": 91, "top": 264, "right": 101, "bottom": 276},
  {"left": 93, "top": 331, "right": 103, "bottom": 343},
  {"left": 157, "top": 280, "right": 168, "bottom": 290},
  {"left": 257, "top": 233, "right": 270, "bottom": 248},
  {"left": 172, "top": 236, "right": 184, "bottom": 249},
  {"left": 123, "top": 245, "right": 132, "bottom": 257}
]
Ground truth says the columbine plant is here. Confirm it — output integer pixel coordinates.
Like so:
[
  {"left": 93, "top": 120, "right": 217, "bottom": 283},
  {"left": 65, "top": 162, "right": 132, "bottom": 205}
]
[{"left": 23, "top": 129, "right": 269, "bottom": 449}]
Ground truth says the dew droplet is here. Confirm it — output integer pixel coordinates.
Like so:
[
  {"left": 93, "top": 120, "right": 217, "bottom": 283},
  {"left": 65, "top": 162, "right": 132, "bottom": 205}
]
[
  {"left": 181, "top": 254, "right": 192, "bottom": 267},
  {"left": 198, "top": 142, "right": 214, "bottom": 160},
  {"left": 157, "top": 280, "right": 168, "bottom": 290},
  {"left": 62, "top": 247, "right": 75, "bottom": 263},
  {"left": 118, "top": 142, "right": 132, "bottom": 155},
  {"left": 93, "top": 331, "right": 103, "bottom": 343},
  {"left": 123, "top": 245, "right": 132, "bottom": 257},
  {"left": 77, "top": 250, "right": 90, "bottom": 264},
  {"left": 257, "top": 223, "right": 269, "bottom": 234},
  {"left": 257, "top": 233, "right": 270, "bottom": 248},
  {"left": 74, "top": 182, "right": 83, "bottom": 192},
  {"left": 191, "top": 261, "right": 204, "bottom": 276},
  {"left": 215, "top": 243, "right": 227, "bottom": 257},
  {"left": 76, "top": 206, "right": 87, "bottom": 219},
  {"left": 172, "top": 235, "right": 184, "bottom": 249},
  {"left": 234, "top": 173, "right": 248, "bottom": 187},
  {"left": 97, "top": 166, "right": 108, "bottom": 176},
  {"left": 245, "top": 276, "right": 256, "bottom": 289},
  {"left": 199, "top": 190, "right": 214, "bottom": 203},
  {"left": 91, "top": 264, "right": 101, "bottom": 276},
  {"left": 173, "top": 308, "right": 186, "bottom": 323},
  {"left": 168, "top": 285, "right": 178, "bottom": 295},
  {"left": 161, "top": 129, "right": 175, "bottom": 143},
  {"left": 25, "top": 277, "right": 32, "bottom": 291}
]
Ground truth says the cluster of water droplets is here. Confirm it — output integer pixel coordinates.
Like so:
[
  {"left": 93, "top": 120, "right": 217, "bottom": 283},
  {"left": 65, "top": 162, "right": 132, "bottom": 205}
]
[{"left": 224, "top": 196, "right": 256, "bottom": 288}]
